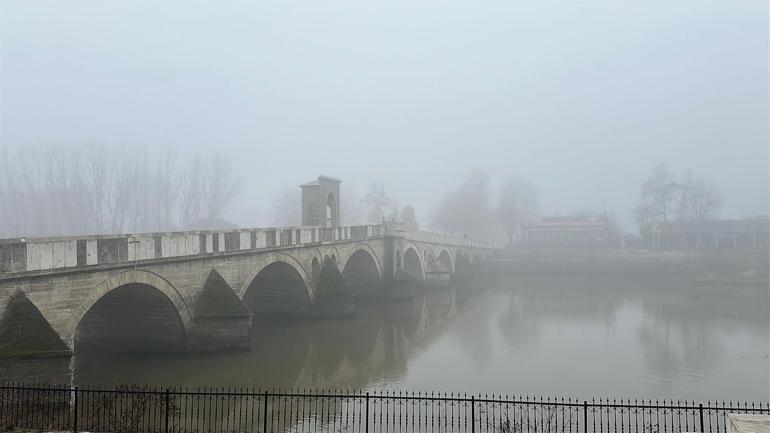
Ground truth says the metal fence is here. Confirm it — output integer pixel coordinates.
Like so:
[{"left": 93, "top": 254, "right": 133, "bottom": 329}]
[{"left": 1, "top": 384, "right": 767, "bottom": 433}]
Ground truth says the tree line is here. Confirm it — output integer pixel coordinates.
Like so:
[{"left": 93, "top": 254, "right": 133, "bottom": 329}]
[
  {"left": 430, "top": 170, "right": 540, "bottom": 244},
  {"left": 271, "top": 182, "right": 420, "bottom": 230},
  {"left": 270, "top": 170, "right": 541, "bottom": 244},
  {"left": 0, "top": 143, "right": 240, "bottom": 237}
]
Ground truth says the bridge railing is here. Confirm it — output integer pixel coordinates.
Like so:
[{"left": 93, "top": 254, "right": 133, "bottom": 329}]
[
  {"left": 0, "top": 384, "right": 767, "bottom": 433},
  {"left": 0, "top": 224, "right": 385, "bottom": 275},
  {"left": 383, "top": 222, "right": 495, "bottom": 249},
  {"left": 0, "top": 223, "right": 490, "bottom": 275}
]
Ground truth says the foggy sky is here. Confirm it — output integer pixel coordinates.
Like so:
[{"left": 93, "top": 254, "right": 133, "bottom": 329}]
[{"left": 1, "top": 1, "right": 767, "bottom": 232}]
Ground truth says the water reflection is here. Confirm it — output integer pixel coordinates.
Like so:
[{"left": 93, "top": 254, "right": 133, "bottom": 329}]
[{"left": 3, "top": 270, "right": 768, "bottom": 402}]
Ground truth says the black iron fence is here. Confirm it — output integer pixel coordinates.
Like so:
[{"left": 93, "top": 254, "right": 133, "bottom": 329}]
[{"left": 1, "top": 384, "right": 767, "bottom": 433}]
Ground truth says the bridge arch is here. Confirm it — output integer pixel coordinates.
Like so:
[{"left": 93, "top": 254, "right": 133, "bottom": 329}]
[
  {"left": 326, "top": 192, "right": 338, "bottom": 227},
  {"left": 455, "top": 251, "right": 472, "bottom": 277},
  {"left": 341, "top": 244, "right": 382, "bottom": 295},
  {"left": 402, "top": 246, "right": 425, "bottom": 285},
  {"left": 69, "top": 270, "right": 191, "bottom": 352},
  {"left": 438, "top": 249, "right": 454, "bottom": 273},
  {"left": 242, "top": 253, "right": 313, "bottom": 318}
]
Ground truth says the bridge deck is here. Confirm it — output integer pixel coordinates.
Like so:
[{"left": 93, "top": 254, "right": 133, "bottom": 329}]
[{"left": 0, "top": 223, "right": 491, "bottom": 277}]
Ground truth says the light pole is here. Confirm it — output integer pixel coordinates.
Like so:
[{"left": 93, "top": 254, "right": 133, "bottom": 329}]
[{"left": 128, "top": 238, "right": 140, "bottom": 270}]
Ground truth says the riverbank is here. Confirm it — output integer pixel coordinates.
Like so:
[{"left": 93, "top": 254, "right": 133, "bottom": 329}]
[{"left": 487, "top": 247, "right": 769, "bottom": 286}]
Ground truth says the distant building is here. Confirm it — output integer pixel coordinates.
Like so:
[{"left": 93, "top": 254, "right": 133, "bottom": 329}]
[
  {"left": 648, "top": 217, "right": 770, "bottom": 250},
  {"left": 522, "top": 215, "right": 615, "bottom": 247}
]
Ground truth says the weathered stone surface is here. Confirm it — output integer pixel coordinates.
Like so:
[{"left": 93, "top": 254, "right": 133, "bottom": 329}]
[
  {"left": 0, "top": 225, "right": 491, "bottom": 357},
  {"left": 187, "top": 269, "right": 252, "bottom": 352},
  {"left": 314, "top": 258, "right": 354, "bottom": 318},
  {"left": 0, "top": 290, "right": 70, "bottom": 357},
  {"left": 190, "top": 269, "right": 250, "bottom": 319}
]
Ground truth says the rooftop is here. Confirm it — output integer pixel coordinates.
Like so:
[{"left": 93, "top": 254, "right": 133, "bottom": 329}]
[{"left": 300, "top": 175, "right": 342, "bottom": 187}]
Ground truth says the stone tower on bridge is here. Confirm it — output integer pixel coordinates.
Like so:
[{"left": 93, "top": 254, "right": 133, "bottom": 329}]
[{"left": 301, "top": 176, "right": 341, "bottom": 227}]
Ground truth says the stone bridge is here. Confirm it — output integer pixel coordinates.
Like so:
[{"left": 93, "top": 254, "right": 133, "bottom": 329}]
[{"left": 0, "top": 222, "right": 492, "bottom": 358}]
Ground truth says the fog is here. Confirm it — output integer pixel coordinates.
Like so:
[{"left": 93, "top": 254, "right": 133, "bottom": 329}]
[
  {"left": 2, "top": 1, "right": 770, "bottom": 422},
  {"left": 1, "top": 1, "right": 767, "bottom": 236}
]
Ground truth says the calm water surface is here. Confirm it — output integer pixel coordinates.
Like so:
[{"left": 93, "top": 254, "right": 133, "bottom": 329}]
[{"left": 6, "top": 270, "right": 769, "bottom": 401}]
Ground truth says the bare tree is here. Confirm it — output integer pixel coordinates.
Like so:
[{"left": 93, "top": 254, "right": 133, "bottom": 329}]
[
  {"left": 635, "top": 163, "right": 679, "bottom": 228},
  {"left": 177, "top": 156, "right": 205, "bottom": 231},
  {"left": 432, "top": 169, "right": 496, "bottom": 240},
  {"left": 362, "top": 182, "right": 390, "bottom": 223},
  {"left": 177, "top": 154, "right": 241, "bottom": 230},
  {"left": 496, "top": 175, "right": 540, "bottom": 245},
  {"left": 400, "top": 204, "right": 419, "bottom": 230},
  {"left": 636, "top": 164, "right": 723, "bottom": 237},
  {"left": 0, "top": 144, "right": 242, "bottom": 237},
  {"left": 689, "top": 177, "right": 722, "bottom": 221},
  {"left": 340, "top": 183, "right": 364, "bottom": 226},
  {"left": 676, "top": 169, "right": 696, "bottom": 222},
  {"left": 199, "top": 154, "right": 241, "bottom": 222},
  {"left": 271, "top": 187, "right": 302, "bottom": 226}
]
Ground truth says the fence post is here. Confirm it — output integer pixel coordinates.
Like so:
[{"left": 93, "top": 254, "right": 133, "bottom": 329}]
[
  {"left": 165, "top": 388, "right": 170, "bottom": 433},
  {"left": 365, "top": 393, "right": 370, "bottom": 433},
  {"left": 583, "top": 401, "right": 588, "bottom": 433},
  {"left": 263, "top": 391, "right": 269, "bottom": 433},
  {"left": 72, "top": 387, "right": 79, "bottom": 433},
  {"left": 699, "top": 404, "right": 704, "bottom": 433},
  {"left": 471, "top": 396, "right": 475, "bottom": 433}
]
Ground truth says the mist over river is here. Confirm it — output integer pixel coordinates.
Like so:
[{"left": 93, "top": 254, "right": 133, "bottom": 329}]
[{"left": 5, "top": 267, "right": 768, "bottom": 402}]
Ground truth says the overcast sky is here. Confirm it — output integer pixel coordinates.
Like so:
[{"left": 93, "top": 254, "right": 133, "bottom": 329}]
[{"left": 1, "top": 1, "right": 767, "bottom": 232}]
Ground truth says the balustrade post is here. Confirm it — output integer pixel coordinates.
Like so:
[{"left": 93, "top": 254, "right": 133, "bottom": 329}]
[
  {"left": 263, "top": 391, "right": 269, "bottom": 433},
  {"left": 165, "top": 388, "right": 170, "bottom": 433},
  {"left": 699, "top": 404, "right": 704, "bottom": 433},
  {"left": 471, "top": 396, "right": 475, "bottom": 433},
  {"left": 583, "top": 401, "right": 588, "bottom": 433},
  {"left": 72, "top": 387, "right": 79, "bottom": 433},
  {"left": 365, "top": 392, "right": 370, "bottom": 433}
]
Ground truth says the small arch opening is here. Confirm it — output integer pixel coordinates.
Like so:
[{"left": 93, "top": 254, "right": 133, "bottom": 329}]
[{"left": 326, "top": 193, "right": 338, "bottom": 227}]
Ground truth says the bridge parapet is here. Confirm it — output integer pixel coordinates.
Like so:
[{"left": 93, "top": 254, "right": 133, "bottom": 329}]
[
  {"left": 382, "top": 222, "right": 495, "bottom": 249},
  {"left": 0, "top": 223, "right": 489, "bottom": 276}
]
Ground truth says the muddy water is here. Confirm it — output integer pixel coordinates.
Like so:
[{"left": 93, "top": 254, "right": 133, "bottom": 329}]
[{"left": 4, "top": 269, "right": 768, "bottom": 401}]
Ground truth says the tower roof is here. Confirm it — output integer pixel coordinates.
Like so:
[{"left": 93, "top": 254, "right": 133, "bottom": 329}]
[{"left": 300, "top": 175, "right": 341, "bottom": 188}]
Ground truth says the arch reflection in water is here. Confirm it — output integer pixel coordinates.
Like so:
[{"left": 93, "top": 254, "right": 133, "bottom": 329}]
[
  {"left": 5, "top": 269, "right": 767, "bottom": 402},
  {"left": 65, "top": 287, "right": 474, "bottom": 389}
]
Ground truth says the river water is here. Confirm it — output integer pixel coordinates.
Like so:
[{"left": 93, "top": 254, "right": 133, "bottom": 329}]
[{"left": 4, "top": 267, "right": 769, "bottom": 402}]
